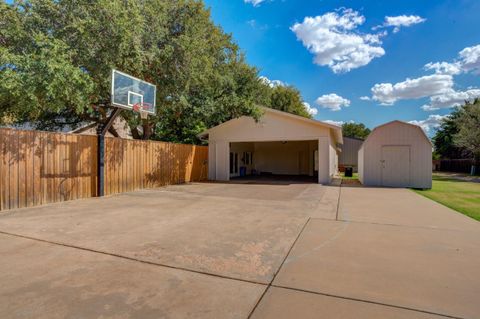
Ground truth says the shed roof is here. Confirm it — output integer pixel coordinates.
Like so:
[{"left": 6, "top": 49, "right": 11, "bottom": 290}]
[{"left": 359, "top": 120, "right": 432, "bottom": 150}]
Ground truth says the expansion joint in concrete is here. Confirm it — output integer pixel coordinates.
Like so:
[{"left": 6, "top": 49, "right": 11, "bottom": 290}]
[
  {"left": 0, "top": 230, "right": 268, "bottom": 287},
  {"left": 248, "top": 217, "right": 312, "bottom": 318}
]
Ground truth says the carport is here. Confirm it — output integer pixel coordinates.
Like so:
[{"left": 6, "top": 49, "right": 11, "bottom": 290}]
[{"left": 199, "top": 107, "right": 343, "bottom": 184}]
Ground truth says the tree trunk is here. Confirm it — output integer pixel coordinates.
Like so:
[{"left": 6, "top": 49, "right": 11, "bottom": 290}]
[
  {"left": 130, "top": 126, "right": 142, "bottom": 140},
  {"left": 142, "top": 122, "right": 153, "bottom": 140}
]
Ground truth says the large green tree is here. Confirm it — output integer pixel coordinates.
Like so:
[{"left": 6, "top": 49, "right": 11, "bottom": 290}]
[
  {"left": 1, "top": 0, "right": 265, "bottom": 143},
  {"left": 342, "top": 122, "right": 370, "bottom": 139},
  {"left": 265, "top": 85, "right": 312, "bottom": 119},
  {"left": 454, "top": 99, "right": 480, "bottom": 173},
  {"left": 432, "top": 108, "right": 471, "bottom": 159}
]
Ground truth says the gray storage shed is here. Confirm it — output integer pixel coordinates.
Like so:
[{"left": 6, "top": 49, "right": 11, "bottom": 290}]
[{"left": 358, "top": 121, "right": 432, "bottom": 189}]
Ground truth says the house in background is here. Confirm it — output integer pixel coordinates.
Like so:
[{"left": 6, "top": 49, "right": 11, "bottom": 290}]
[
  {"left": 70, "top": 116, "right": 132, "bottom": 139},
  {"left": 358, "top": 121, "right": 432, "bottom": 189},
  {"left": 198, "top": 107, "right": 343, "bottom": 184},
  {"left": 339, "top": 137, "right": 364, "bottom": 173},
  {"left": 5, "top": 116, "right": 132, "bottom": 139}
]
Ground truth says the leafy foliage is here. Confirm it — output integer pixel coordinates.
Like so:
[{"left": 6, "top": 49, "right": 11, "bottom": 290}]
[
  {"left": 454, "top": 99, "right": 480, "bottom": 163},
  {"left": 342, "top": 122, "right": 371, "bottom": 140},
  {"left": 265, "top": 85, "right": 312, "bottom": 119},
  {"left": 432, "top": 108, "right": 471, "bottom": 159},
  {"left": 0, "top": 0, "right": 314, "bottom": 143},
  {"left": 0, "top": 3, "right": 95, "bottom": 125},
  {"left": 2, "top": 0, "right": 290, "bottom": 143}
]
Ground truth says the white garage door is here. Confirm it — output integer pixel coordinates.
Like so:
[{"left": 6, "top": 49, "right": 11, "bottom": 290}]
[{"left": 381, "top": 146, "right": 411, "bottom": 187}]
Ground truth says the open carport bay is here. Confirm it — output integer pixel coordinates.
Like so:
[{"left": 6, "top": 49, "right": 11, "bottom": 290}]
[
  {"left": 229, "top": 140, "right": 318, "bottom": 179},
  {"left": 0, "top": 182, "right": 479, "bottom": 319}
]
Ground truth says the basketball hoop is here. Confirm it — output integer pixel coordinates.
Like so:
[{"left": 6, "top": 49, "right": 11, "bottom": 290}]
[
  {"left": 133, "top": 103, "right": 149, "bottom": 119},
  {"left": 111, "top": 69, "right": 156, "bottom": 119}
]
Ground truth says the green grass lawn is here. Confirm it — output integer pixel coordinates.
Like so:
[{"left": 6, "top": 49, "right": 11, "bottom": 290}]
[{"left": 414, "top": 174, "right": 480, "bottom": 221}]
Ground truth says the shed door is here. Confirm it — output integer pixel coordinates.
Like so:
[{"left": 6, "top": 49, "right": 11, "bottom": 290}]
[{"left": 381, "top": 146, "right": 410, "bottom": 187}]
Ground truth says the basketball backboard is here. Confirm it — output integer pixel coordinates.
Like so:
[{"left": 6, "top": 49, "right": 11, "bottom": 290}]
[{"left": 111, "top": 70, "right": 156, "bottom": 115}]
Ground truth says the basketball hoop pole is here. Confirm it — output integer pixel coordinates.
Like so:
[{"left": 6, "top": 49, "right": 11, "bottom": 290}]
[{"left": 97, "top": 107, "right": 122, "bottom": 197}]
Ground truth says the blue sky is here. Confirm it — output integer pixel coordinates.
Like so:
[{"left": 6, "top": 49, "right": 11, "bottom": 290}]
[{"left": 203, "top": 0, "right": 480, "bottom": 135}]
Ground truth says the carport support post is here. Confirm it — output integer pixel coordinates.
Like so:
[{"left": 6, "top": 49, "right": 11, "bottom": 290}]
[
  {"left": 318, "top": 137, "right": 330, "bottom": 184},
  {"left": 215, "top": 141, "right": 230, "bottom": 181},
  {"left": 97, "top": 107, "right": 122, "bottom": 197}
]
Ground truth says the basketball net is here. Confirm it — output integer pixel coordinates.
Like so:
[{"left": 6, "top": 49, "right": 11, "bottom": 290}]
[{"left": 133, "top": 103, "right": 148, "bottom": 120}]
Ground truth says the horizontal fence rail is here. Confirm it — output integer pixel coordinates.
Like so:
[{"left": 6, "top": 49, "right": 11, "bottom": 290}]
[{"left": 0, "top": 128, "right": 208, "bottom": 211}]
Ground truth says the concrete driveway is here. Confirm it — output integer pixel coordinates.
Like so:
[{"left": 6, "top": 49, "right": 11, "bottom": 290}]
[{"left": 0, "top": 182, "right": 479, "bottom": 319}]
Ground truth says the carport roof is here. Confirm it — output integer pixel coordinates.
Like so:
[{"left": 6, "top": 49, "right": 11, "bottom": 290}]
[{"left": 198, "top": 107, "right": 343, "bottom": 144}]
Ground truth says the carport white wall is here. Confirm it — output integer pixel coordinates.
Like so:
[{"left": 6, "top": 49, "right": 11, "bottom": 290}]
[
  {"left": 213, "top": 141, "right": 229, "bottom": 181},
  {"left": 329, "top": 135, "right": 338, "bottom": 178},
  {"left": 358, "top": 121, "right": 432, "bottom": 189},
  {"left": 208, "top": 143, "right": 216, "bottom": 180},
  {"left": 208, "top": 112, "right": 331, "bottom": 142},
  {"left": 318, "top": 137, "right": 330, "bottom": 183},
  {"left": 204, "top": 108, "right": 342, "bottom": 184}
]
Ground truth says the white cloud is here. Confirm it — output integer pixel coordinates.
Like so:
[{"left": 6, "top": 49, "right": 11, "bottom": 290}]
[
  {"left": 359, "top": 96, "right": 371, "bottom": 101},
  {"left": 323, "top": 119, "right": 355, "bottom": 127},
  {"left": 425, "top": 44, "right": 480, "bottom": 75},
  {"left": 371, "top": 74, "right": 454, "bottom": 105},
  {"left": 291, "top": 9, "right": 385, "bottom": 73},
  {"left": 259, "top": 76, "right": 285, "bottom": 88},
  {"left": 303, "top": 102, "right": 318, "bottom": 116},
  {"left": 459, "top": 44, "right": 480, "bottom": 74},
  {"left": 409, "top": 114, "right": 447, "bottom": 133},
  {"left": 323, "top": 120, "right": 344, "bottom": 127},
  {"left": 365, "top": 43, "right": 480, "bottom": 111},
  {"left": 375, "top": 15, "right": 426, "bottom": 33},
  {"left": 315, "top": 93, "right": 351, "bottom": 111},
  {"left": 368, "top": 73, "right": 479, "bottom": 110},
  {"left": 244, "top": 0, "right": 266, "bottom": 6},
  {"left": 422, "top": 89, "right": 480, "bottom": 111},
  {"left": 424, "top": 61, "right": 462, "bottom": 75},
  {"left": 247, "top": 19, "right": 269, "bottom": 30}
]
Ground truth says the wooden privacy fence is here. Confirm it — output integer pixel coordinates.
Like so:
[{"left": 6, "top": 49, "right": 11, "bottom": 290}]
[
  {"left": 0, "top": 128, "right": 208, "bottom": 211},
  {"left": 433, "top": 159, "right": 474, "bottom": 173},
  {"left": 104, "top": 137, "right": 208, "bottom": 196},
  {"left": 0, "top": 128, "right": 98, "bottom": 211}
]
